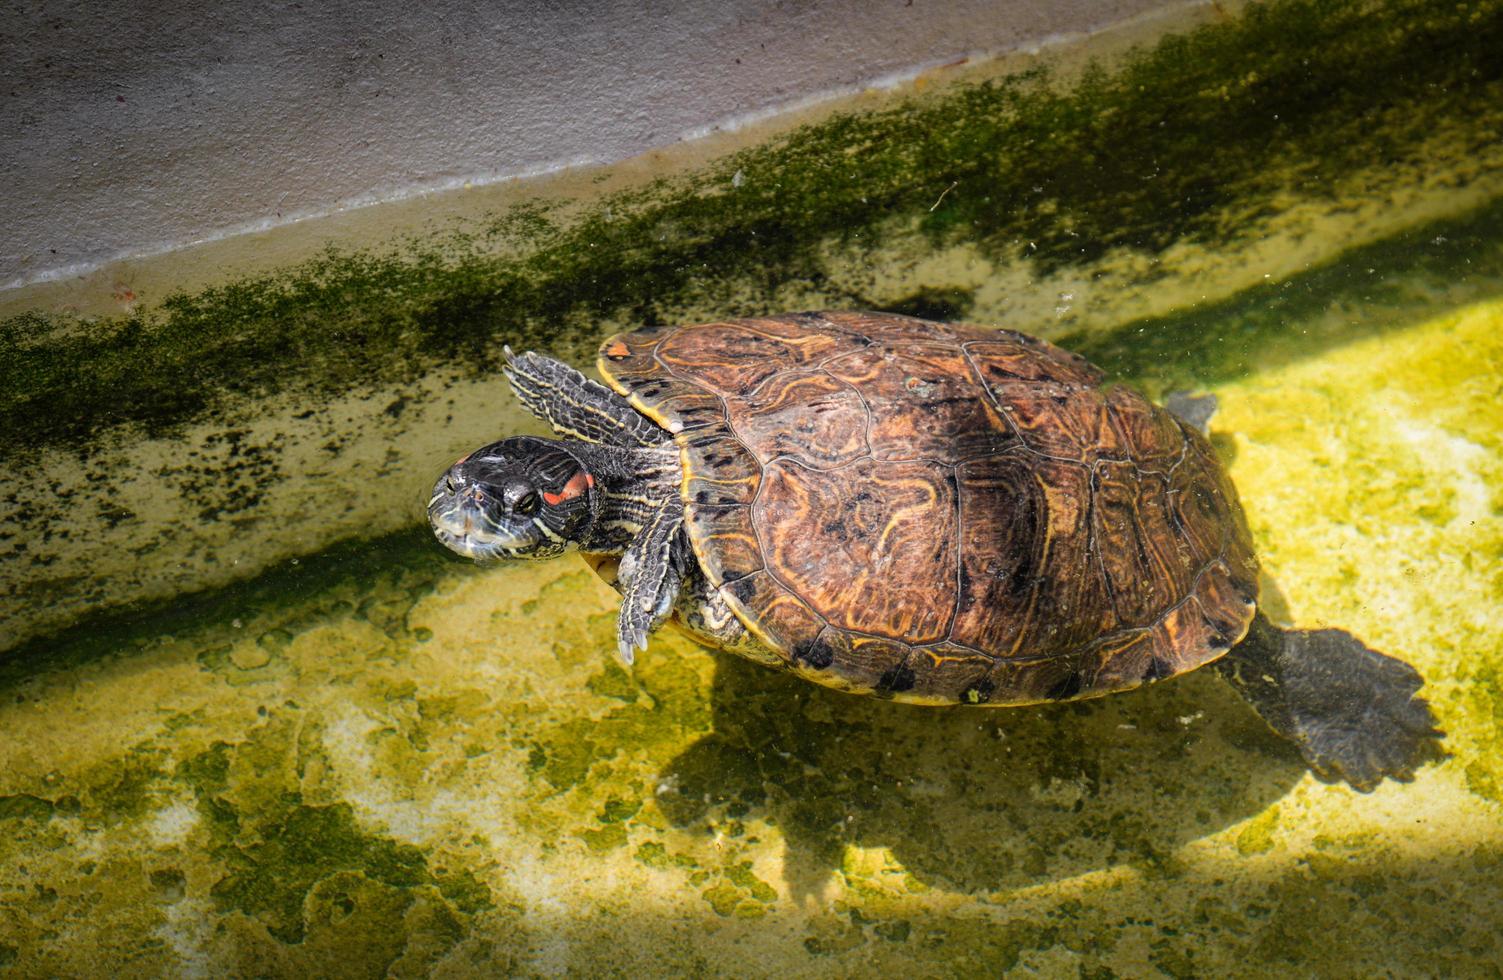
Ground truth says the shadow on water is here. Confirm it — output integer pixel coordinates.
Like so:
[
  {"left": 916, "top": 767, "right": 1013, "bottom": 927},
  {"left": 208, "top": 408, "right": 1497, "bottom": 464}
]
[
  {"left": 0, "top": 525, "right": 458, "bottom": 691},
  {"left": 657, "top": 653, "right": 1304, "bottom": 897},
  {"left": 1057, "top": 193, "right": 1503, "bottom": 397}
]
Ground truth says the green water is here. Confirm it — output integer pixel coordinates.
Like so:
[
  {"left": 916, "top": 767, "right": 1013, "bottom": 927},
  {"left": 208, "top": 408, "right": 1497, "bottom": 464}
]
[{"left": 2, "top": 1, "right": 1502, "bottom": 975}]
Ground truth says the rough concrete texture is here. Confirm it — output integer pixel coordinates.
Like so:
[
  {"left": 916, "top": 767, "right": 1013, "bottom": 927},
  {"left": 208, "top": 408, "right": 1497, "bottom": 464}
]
[
  {"left": 1, "top": 260, "right": 1500, "bottom": 977},
  {"left": 1, "top": 0, "right": 1182, "bottom": 287},
  {"left": 5, "top": 0, "right": 1503, "bottom": 654}
]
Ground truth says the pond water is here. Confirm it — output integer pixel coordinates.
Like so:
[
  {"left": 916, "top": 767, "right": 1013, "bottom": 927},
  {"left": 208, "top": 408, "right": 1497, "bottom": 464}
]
[{"left": 2, "top": 1, "right": 1502, "bottom": 976}]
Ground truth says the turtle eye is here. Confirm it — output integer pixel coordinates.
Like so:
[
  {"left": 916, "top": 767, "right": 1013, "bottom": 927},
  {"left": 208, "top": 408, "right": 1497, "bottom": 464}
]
[{"left": 513, "top": 490, "right": 540, "bottom": 516}]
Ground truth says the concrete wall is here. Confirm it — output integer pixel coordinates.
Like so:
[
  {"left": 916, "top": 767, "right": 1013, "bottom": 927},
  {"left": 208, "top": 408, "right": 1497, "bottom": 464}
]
[{"left": 1, "top": 0, "right": 1176, "bottom": 289}]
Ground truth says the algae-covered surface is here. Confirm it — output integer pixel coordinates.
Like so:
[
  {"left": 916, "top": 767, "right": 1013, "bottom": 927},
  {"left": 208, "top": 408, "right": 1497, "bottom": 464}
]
[
  {"left": 2, "top": 247, "right": 1501, "bottom": 977},
  {"left": 3, "top": 0, "right": 1503, "bottom": 975}
]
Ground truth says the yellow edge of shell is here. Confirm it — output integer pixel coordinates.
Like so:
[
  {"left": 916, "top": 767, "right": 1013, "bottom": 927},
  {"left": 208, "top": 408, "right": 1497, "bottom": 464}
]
[{"left": 596, "top": 339, "right": 789, "bottom": 659}]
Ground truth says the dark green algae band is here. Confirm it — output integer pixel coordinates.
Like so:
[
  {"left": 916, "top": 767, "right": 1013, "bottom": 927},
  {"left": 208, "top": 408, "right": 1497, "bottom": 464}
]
[{"left": 3, "top": 0, "right": 1503, "bottom": 459}]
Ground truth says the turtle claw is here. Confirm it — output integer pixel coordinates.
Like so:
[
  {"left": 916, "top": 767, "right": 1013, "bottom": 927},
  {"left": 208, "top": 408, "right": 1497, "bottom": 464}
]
[
  {"left": 615, "top": 586, "right": 664, "bottom": 669},
  {"left": 615, "top": 585, "right": 656, "bottom": 668},
  {"left": 613, "top": 496, "right": 686, "bottom": 670},
  {"left": 614, "top": 557, "right": 650, "bottom": 669}
]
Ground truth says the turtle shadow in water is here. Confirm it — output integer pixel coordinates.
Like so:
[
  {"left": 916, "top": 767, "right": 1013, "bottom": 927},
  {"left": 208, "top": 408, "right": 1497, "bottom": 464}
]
[{"left": 656, "top": 652, "right": 1305, "bottom": 898}]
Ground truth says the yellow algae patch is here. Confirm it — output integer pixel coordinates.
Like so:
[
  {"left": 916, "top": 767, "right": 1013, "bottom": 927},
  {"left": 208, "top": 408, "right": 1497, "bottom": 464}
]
[
  {"left": 1215, "top": 296, "right": 1503, "bottom": 806},
  {"left": 1235, "top": 805, "right": 1282, "bottom": 856}
]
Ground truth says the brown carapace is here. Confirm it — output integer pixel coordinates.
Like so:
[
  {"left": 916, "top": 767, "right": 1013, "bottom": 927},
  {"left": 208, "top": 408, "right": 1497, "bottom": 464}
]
[{"left": 598, "top": 311, "right": 1259, "bottom": 706}]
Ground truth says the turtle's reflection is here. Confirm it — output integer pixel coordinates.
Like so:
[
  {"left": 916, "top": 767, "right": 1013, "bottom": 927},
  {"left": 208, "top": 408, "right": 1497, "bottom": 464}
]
[{"left": 657, "top": 652, "right": 1302, "bottom": 897}]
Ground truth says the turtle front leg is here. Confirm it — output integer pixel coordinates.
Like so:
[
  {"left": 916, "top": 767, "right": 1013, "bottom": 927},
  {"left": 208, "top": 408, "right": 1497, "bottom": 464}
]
[
  {"left": 1214, "top": 613, "right": 1444, "bottom": 791},
  {"left": 615, "top": 495, "right": 687, "bottom": 664},
  {"left": 503, "top": 347, "right": 670, "bottom": 448}
]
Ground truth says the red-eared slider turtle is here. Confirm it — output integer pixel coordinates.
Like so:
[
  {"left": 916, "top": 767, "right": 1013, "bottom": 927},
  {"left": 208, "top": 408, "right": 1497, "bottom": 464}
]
[{"left": 429, "top": 311, "right": 1441, "bottom": 791}]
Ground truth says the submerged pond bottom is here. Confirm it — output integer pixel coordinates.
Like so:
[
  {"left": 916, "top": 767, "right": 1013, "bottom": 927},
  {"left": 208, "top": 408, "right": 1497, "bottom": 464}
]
[{"left": 0, "top": 288, "right": 1499, "bottom": 975}]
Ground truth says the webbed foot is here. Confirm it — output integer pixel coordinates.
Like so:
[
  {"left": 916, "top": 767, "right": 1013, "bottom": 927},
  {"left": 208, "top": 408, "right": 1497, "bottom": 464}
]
[
  {"left": 1216, "top": 614, "right": 1444, "bottom": 792},
  {"left": 615, "top": 548, "right": 679, "bottom": 666}
]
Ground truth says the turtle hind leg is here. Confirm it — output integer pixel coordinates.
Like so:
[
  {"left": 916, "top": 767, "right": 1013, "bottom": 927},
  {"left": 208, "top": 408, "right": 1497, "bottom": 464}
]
[
  {"left": 1164, "top": 390, "right": 1218, "bottom": 437},
  {"left": 1213, "top": 613, "right": 1444, "bottom": 792}
]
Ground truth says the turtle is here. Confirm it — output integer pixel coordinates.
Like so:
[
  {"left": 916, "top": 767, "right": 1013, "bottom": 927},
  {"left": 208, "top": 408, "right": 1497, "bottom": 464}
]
[{"left": 428, "top": 311, "right": 1442, "bottom": 791}]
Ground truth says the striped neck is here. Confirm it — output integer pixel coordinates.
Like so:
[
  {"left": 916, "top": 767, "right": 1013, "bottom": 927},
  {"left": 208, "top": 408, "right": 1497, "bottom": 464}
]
[{"left": 567, "top": 442, "right": 682, "bottom": 554}]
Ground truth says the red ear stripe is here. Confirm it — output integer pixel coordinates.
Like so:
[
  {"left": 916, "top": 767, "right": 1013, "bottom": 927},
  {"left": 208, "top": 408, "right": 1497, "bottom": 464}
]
[{"left": 543, "top": 470, "right": 594, "bottom": 507}]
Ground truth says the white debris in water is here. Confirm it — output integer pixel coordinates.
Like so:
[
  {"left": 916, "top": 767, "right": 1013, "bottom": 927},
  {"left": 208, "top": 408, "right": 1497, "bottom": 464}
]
[
  {"left": 147, "top": 796, "right": 200, "bottom": 847},
  {"left": 319, "top": 704, "right": 509, "bottom": 849},
  {"left": 1392, "top": 414, "right": 1493, "bottom": 527},
  {"left": 155, "top": 896, "right": 217, "bottom": 979}
]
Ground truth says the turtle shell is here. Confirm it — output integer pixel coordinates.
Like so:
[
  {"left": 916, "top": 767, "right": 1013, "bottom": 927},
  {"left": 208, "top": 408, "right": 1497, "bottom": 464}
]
[{"left": 597, "top": 311, "right": 1259, "bottom": 705}]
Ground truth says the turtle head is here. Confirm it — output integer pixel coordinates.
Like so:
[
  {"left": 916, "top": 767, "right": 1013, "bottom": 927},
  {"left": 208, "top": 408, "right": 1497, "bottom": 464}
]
[{"left": 428, "top": 437, "right": 597, "bottom": 562}]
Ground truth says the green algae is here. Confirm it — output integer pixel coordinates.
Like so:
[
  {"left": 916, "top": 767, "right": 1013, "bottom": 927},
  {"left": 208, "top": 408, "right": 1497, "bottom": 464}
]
[
  {"left": 633, "top": 841, "right": 699, "bottom": 872},
  {"left": 699, "top": 881, "right": 749, "bottom": 917},
  {"left": 724, "top": 860, "right": 778, "bottom": 904},
  {"left": 598, "top": 798, "right": 640, "bottom": 823},
  {"left": 1458, "top": 664, "right": 1503, "bottom": 805},
  {"left": 1235, "top": 806, "right": 1282, "bottom": 856},
  {"left": 578, "top": 823, "right": 627, "bottom": 853},
  {"left": 209, "top": 804, "right": 428, "bottom": 943},
  {"left": 585, "top": 662, "right": 640, "bottom": 703},
  {"left": 0, "top": 794, "right": 56, "bottom": 822},
  {"left": 4, "top": 0, "right": 1502, "bottom": 460},
  {"left": 89, "top": 748, "right": 170, "bottom": 821},
  {"left": 525, "top": 645, "right": 712, "bottom": 797},
  {"left": 178, "top": 731, "right": 495, "bottom": 948},
  {"left": 0, "top": 524, "right": 450, "bottom": 688}
]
